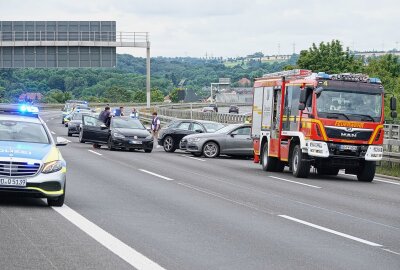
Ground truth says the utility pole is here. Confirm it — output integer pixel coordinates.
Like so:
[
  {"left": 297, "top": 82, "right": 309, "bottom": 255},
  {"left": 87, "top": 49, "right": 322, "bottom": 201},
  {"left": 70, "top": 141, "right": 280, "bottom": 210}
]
[{"left": 146, "top": 40, "right": 151, "bottom": 108}]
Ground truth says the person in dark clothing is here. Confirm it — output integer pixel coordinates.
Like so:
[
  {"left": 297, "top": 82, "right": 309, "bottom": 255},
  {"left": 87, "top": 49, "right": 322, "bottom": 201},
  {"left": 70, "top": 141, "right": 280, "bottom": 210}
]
[{"left": 99, "top": 106, "right": 111, "bottom": 127}]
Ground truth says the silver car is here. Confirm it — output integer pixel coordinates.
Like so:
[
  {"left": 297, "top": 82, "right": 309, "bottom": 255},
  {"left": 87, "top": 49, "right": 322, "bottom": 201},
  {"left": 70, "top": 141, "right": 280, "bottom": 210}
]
[{"left": 183, "top": 124, "right": 252, "bottom": 158}]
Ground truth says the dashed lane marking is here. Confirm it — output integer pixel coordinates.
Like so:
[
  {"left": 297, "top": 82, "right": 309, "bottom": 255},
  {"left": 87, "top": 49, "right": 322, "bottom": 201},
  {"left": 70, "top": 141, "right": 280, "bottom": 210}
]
[
  {"left": 269, "top": 176, "right": 322, "bottom": 189},
  {"left": 139, "top": 169, "right": 174, "bottom": 181},
  {"left": 279, "top": 215, "right": 382, "bottom": 247},
  {"left": 179, "top": 155, "right": 206, "bottom": 162},
  {"left": 52, "top": 205, "right": 166, "bottom": 270},
  {"left": 88, "top": 150, "right": 102, "bottom": 156}
]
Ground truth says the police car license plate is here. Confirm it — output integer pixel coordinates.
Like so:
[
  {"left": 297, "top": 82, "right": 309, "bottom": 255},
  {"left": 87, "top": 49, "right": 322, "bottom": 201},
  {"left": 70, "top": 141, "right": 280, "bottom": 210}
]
[
  {"left": 339, "top": 145, "right": 358, "bottom": 151},
  {"left": 0, "top": 178, "right": 27, "bottom": 187},
  {"left": 130, "top": 140, "right": 142, "bottom": 145}
]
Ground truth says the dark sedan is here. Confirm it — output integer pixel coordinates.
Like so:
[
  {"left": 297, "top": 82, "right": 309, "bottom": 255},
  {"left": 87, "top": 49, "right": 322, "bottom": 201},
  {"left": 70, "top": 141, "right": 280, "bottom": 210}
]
[
  {"left": 67, "top": 111, "right": 93, "bottom": 136},
  {"left": 158, "top": 120, "right": 224, "bottom": 152},
  {"left": 79, "top": 116, "right": 153, "bottom": 152}
]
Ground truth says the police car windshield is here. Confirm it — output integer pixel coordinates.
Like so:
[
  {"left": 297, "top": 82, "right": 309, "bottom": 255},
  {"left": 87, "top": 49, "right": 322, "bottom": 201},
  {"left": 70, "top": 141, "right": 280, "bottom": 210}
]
[
  {"left": 111, "top": 118, "right": 145, "bottom": 129},
  {"left": 0, "top": 120, "right": 49, "bottom": 144}
]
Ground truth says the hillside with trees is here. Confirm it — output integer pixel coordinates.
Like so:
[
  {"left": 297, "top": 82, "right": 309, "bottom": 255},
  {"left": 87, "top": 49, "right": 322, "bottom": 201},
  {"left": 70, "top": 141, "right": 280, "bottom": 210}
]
[{"left": 0, "top": 55, "right": 295, "bottom": 103}]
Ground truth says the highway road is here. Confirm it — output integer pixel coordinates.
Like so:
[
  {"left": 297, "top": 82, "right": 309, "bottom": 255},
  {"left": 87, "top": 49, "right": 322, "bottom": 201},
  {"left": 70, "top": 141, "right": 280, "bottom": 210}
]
[{"left": 1, "top": 110, "right": 400, "bottom": 270}]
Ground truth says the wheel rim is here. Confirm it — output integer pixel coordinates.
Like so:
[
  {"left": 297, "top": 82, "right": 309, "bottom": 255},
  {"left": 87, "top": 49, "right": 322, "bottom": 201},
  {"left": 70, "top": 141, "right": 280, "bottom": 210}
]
[
  {"left": 204, "top": 143, "right": 217, "bottom": 157},
  {"left": 164, "top": 137, "right": 173, "bottom": 151},
  {"left": 293, "top": 150, "right": 299, "bottom": 172}
]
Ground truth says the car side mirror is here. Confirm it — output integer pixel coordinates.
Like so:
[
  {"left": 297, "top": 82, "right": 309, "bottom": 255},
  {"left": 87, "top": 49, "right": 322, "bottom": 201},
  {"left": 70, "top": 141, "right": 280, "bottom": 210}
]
[
  {"left": 390, "top": 97, "right": 397, "bottom": 111},
  {"left": 56, "top": 137, "right": 68, "bottom": 146},
  {"left": 298, "top": 103, "right": 306, "bottom": 111},
  {"left": 100, "top": 124, "right": 108, "bottom": 130},
  {"left": 195, "top": 129, "right": 203, "bottom": 133}
]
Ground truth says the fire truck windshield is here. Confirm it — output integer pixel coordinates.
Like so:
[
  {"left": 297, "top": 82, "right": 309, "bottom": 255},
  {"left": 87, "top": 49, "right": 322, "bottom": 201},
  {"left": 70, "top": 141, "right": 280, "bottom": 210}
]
[{"left": 316, "top": 90, "right": 382, "bottom": 122}]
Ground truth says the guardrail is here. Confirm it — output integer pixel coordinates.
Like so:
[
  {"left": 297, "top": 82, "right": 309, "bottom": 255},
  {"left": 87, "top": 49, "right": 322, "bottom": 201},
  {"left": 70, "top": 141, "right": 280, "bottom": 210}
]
[{"left": 383, "top": 124, "right": 400, "bottom": 164}]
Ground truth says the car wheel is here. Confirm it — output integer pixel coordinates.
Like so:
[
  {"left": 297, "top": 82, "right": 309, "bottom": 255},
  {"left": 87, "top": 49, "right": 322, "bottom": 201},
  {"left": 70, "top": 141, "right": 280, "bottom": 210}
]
[
  {"left": 292, "top": 145, "right": 310, "bottom": 178},
  {"left": 67, "top": 131, "right": 72, "bottom": 137},
  {"left": 47, "top": 183, "right": 65, "bottom": 207},
  {"left": 203, "top": 141, "right": 219, "bottom": 158},
  {"left": 79, "top": 130, "right": 85, "bottom": 143},
  {"left": 163, "top": 136, "right": 176, "bottom": 152},
  {"left": 107, "top": 138, "right": 115, "bottom": 151},
  {"left": 145, "top": 149, "right": 152, "bottom": 153}
]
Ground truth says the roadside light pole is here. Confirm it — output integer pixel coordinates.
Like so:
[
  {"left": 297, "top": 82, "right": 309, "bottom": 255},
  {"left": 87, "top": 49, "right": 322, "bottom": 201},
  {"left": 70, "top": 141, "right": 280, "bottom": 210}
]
[{"left": 146, "top": 42, "right": 151, "bottom": 109}]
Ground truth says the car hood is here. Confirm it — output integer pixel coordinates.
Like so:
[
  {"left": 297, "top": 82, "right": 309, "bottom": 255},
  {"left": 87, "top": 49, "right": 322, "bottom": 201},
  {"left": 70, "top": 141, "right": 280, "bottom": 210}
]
[
  {"left": 183, "top": 133, "right": 225, "bottom": 140},
  {"left": 0, "top": 141, "right": 55, "bottom": 161},
  {"left": 113, "top": 128, "right": 150, "bottom": 137}
]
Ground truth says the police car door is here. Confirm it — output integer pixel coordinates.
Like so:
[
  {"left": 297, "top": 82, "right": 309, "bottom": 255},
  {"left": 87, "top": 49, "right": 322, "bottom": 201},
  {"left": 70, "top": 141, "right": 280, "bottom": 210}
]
[{"left": 81, "top": 115, "right": 109, "bottom": 143}]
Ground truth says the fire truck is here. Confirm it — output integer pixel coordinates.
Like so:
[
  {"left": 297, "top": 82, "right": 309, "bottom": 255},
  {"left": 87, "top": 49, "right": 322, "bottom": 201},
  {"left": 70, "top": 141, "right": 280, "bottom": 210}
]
[{"left": 251, "top": 69, "right": 397, "bottom": 182}]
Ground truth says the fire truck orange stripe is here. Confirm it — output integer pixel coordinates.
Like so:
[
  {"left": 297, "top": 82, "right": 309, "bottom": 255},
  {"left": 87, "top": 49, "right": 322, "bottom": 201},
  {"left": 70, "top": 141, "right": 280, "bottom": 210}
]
[{"left": 368, "top": 125, "right": 384, "bottom": 144}]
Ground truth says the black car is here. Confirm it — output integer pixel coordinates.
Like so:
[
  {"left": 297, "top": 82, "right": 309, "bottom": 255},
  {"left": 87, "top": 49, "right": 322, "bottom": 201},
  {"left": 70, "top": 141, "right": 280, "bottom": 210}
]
[
  {"left": 79, "top": 116, "right": 153, "bottom": 152},
  {"left": 158, "top": 120, "right": 224, "bottom": 152},
  {"left": 228, "top": 105, "right": 239, "bottom": 114},
  {"left": 67, "top": 111, "right": 93, "bottom": 136}
]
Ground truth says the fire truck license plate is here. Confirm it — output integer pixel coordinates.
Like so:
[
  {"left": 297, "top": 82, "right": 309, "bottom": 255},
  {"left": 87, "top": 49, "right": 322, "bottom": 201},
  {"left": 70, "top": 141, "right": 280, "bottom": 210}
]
[{"left": 340, "top": 145, "right": 358, "bottom": 151}]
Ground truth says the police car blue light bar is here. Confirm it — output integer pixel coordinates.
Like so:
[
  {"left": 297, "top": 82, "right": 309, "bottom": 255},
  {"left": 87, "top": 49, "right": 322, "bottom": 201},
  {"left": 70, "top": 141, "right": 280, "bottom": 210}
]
[{"left": 19, "top": 105, "right": 39, "bottom": 113}]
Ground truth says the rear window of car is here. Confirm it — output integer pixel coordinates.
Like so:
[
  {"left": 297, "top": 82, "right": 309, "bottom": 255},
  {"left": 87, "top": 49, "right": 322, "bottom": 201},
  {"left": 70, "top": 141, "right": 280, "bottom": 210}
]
[{"left": 111, "top": 118, "right": 145, "bottom": 129}]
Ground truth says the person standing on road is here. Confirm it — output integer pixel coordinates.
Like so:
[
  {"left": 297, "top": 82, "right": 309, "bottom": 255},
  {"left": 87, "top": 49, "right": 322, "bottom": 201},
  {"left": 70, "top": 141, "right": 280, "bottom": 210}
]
[
  {"left": 99, "top": 106, "right": 112, "bottom": 127},
  {"left": 151, "top": 112, "right": 161, "bottom": 148},
  {"left": 130, "top": 108, "right": 139, "bottom": 119}
]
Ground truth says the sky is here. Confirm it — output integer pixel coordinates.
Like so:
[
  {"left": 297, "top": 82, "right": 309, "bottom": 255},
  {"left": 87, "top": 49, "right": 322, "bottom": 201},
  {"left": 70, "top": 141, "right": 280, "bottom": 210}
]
[{"left": 0, "top": 0, "right": 399, "bottom": 58}]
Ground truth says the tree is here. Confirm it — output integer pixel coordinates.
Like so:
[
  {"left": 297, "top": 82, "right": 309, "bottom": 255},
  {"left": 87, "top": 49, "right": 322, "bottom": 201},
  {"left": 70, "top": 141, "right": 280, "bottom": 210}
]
[
  {"left": 151, "top": 88, "right": 165, "bottom": 102},
  {"left": 297, "top": 40, "right": 362, "bottom": 73},
  {"left": 48, "top": 75, "right": 65, "bottom": 91},
  {"left": 132, "top": 91, "right": 146, "bottom": 102},
  {"left": 104, "top": 86, "right": 132, "bottom": 103}
]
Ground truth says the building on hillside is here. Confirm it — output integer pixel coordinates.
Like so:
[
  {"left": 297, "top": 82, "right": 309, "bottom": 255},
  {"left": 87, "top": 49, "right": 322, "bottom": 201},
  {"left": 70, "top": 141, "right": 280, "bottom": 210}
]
[
  {"left": 19, "top": 92, "right": 43, "bottom": 103},
  {"left": 238, "top": 77, "right": 251, "bottom": 87},
  {"left": 353, "top": 50, "right": 400, "bottom": 59}
]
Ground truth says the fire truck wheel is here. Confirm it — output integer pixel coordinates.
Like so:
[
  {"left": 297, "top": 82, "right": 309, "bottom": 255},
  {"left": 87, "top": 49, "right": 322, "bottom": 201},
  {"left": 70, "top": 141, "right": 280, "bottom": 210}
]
[
  {"left": 357, "top": 161, "right": 376, "bottom": 182},
  {"left": 292, "top": 145, "right": 310, "bottom": 178},
  {"left": 261, "top": 142, "right": 277, "bottom": 171}
]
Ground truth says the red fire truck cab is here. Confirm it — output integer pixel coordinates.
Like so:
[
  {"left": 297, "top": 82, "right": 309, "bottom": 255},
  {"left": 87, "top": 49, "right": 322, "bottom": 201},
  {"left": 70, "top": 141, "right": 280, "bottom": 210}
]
[{"left": 251, "top": 69, "right": 396, "bottom": 182}]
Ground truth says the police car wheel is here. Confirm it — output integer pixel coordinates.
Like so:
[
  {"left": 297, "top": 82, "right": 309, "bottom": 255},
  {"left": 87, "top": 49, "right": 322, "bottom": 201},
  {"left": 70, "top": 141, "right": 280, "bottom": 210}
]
[
  {"left": 47, "top": 183, "right": 65, "bottom": 207},
  {"left": 67, "top": 132, "right": 72, "bottom": 137}
]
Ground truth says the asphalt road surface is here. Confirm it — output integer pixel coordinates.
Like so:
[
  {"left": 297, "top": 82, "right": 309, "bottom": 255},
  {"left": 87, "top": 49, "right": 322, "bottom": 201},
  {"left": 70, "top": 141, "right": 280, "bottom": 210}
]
[{"left": 1, "top": 110, "right": 400, "bottom": 270}]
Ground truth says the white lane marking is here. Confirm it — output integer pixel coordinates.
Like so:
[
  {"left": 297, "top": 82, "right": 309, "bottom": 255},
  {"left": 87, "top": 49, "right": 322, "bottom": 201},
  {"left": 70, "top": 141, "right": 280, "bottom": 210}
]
[
  {"left": 279, "top": 215, "right": 382, "bottom": 247},
  {"left": 52, "top": 205, "right": 166, "bottom": 270},
  {"left": 375, "top": 179, "right": 400, "bottom": 186},
  {"left": 269, "top": 176, "right": 321, "bottom": 189},
  {"left": 88, "top": 150, "right": 102, "bottom": 156},
  {"left": 139, "top": 169, "right": 174, "bottom": 181},
  {"left": 51, "top": 131, "right": 56, "bottom": 135},
  {"left": 339, "top": 172, "right": 400, "bottom": 186},
  {"left": 179, "top": 154, "right": 205, "bottom": 162},
  {"left": 382, "top": 248, "right": 400, "bottom": 256}
]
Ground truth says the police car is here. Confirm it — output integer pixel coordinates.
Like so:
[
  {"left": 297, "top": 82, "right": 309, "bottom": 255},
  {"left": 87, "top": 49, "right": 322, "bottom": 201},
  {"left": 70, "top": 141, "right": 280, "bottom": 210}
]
[{"left": 0, "top": 105, "right": 68, "bottom": 206}]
